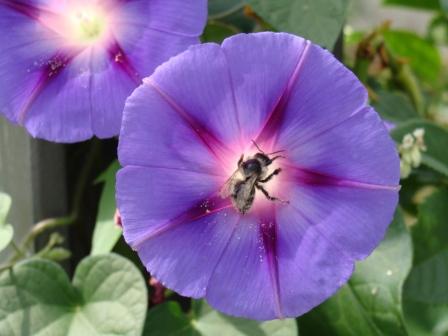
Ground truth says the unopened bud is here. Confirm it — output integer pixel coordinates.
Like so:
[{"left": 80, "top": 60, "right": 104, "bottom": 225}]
[
  {"left": 398, "top": 128, "right": 427, "bottom": 179},
  {"left": 114, "top": 209, "right": 122, "bottom": 228}
]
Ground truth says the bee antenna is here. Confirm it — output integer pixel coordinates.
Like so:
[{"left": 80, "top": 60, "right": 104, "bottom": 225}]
[
  {"left": 268, "top": 149, "right": 286, "bottom": 155},
  {"left": 251, "top": 139, "right": 265, "bottom": 153}
]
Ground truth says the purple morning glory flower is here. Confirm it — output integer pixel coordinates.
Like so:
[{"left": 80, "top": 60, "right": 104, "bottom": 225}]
[
  {"left": 0, "top": 0, "right": 206, "bottom": 142},
  {"left": 117, "top": 32, "right": 400, "bottom": 320}
]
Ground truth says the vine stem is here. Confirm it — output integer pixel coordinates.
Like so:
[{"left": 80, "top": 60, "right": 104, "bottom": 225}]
[
  {"left": 10, "top": 240, "right": 24, "bottom": 256},
  {"left": 11, "top": 216, "right": 75, "bottom": 262},
  {"left": 0, "top": 263, "right": 14, "bottom": 273},
  {"left": 4, "top": 139, "right": 102, "bottom": 267}
]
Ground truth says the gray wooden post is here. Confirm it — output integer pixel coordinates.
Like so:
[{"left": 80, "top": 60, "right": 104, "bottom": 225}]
[{"left": 0, "top": 119, "right": 68, "bottom": 261}]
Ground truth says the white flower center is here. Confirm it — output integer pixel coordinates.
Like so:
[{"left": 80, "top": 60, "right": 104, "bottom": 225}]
[
  {"left": 38, "top": 4, "right": 111, "bottom": 47},
  {"left": 68, "top": 7, "right": 108, "bottom": 44}
]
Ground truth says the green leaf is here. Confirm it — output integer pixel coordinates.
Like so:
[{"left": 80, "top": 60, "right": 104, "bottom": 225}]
[
  {"left": 403, "top": 300, "right": 448, "bottom": 336},
  {"left": 0, "top": 224, "right": 13, "bottom": 253},
  {"left": 372, "top": 90, "right": 419, "bottom": 123},
  {"left": 391, "top": 120, "right": 448, "bottom": 177},
  {"left": 0, "top": 192, "right": 13, "bottom": 252},
  {"left": 0, "top": 192, "right": 11, "bottom": 225},
  {"left": 411, "top": 189, "right": 448, "bottom": 264},
  {"left": 442, "top": 0, "right": 448, "bottom": 12},
  {"left": 397, "top": 167, "right": 445, "bottom": 215},
  {"left": 405, "top": 251, "right": 448, "bottom": 304},
  {"left": 428, "top": 15, "right": 448, "bottom": 45},
  {"left": 144, "top": 301, "right": 298, "bottom": 336},
  {"left": 246, "top": 0, "right": 348, "bottom": 49},
  {"left": 39, "top": 247, "right": 72, "bottom": 262},
  {"left": 209, "top": 0, "right": 244, "bottom": 19},
  {"left": 299, "top": 209, "right": 412, "bottom": 336},
  {"left": 202, "top": 21, "right": 240, "bottom": 43},
  {"left": 144, "top": 302, "right": 197, "bottom": 336},
  {"left": 0, "top": 253, "right": 147, "bottom": 336},
  {"left": 383, "top": 30, "right": 442, "bottom": 84},
  {"left": 91, "top": 161, "right": 122, "bottom": 255},
  {"left": 383, "top": 0, "right": 441, "bottom": 11},
  {"left": 403, "top": 189, "right": 448, "bottom": 336},
  {"left": 193, "top": 301, "right": 298, "bottom": 335}
]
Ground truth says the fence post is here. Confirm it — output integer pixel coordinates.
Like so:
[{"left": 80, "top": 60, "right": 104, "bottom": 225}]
[{"left": 0, "top": 119, "right": 68, "bottom": 261}]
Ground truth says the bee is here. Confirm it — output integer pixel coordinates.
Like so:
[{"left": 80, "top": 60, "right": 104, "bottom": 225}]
[{"left": 220, "top": 142, "right": 288, "bottom": 214}]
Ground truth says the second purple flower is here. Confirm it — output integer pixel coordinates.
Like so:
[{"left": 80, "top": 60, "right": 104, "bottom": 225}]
[{"left": 0, "top": 0, "right": 206, "bottom": 142}]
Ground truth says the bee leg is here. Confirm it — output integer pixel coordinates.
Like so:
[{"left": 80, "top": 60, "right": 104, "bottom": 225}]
[
  {"left": 259, "top": 168, "right": 282, "bottom": 183},
  {"left": 256, "top": 184, "right": 289, "bottom": 204},
  {"left": 237, "top": 154, "right": 244, "bottom": 167}
]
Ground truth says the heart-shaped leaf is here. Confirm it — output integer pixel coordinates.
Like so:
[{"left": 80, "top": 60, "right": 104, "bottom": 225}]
[
  {"left": 143, "top": 302, "right": 194, "bottom": 336},
  {"left": 0, "top": 192, "right": 11, "bottom": 225},
  {"left": 246, "top": 0, "right": 349, "bottom": 49},
  {"left": 0, "top": 253, "right": 147, "bottom": 336},
  {"left": 299, "top": 209, "right": 412, "bottom": 335},
  {"left": 372, "top": 90, "right": 419, "bottom": 124},
  {"left": 403, "top": 189, "right": 448, "bottom": 336},
  {"left": 91, "top": 161, "right": 122, "bottom": 255},
  {"left": 144, "top": 301, "right": 298, "bottom": 336},
  {"left": 0, "top": 224, "right": 14, "bottom": 253},
  {"left": 0, "top": 192, "right": 13, "bottom": 252}
]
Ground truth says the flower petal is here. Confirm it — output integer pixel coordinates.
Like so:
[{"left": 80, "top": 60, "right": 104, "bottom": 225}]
[
  {"left": 221, "top": 32, "right": 309, "bottom": 144},
  {"left": 118, "top": 81, "right": 227, "bottom": 174},
  {"left": 117, "top": 166, "right": 224, "bottom": 247},
  {"left": 0, "top": 1, "right": 62, "bottom": 123},
  {"left": 117, "top": 165, "right": 239, "bottom": 298},
  {"left": 281, "top": 107, "right": 400, "bottom": 185},
  {"left": 205, "top": 205, "right": 354, "bottom": 320},
  {"left": 21, "top": 49, "right": 93, "bottom": 141},
  {"left": 111, "top": 0, "right": 205, "bottom": 77},
  {"left": 206, "top": 215, "right": 282, "bottom": 320},
  {"left": 113, "top": 0, "right": 207, "bottom": 37},
  {"left": 282, "top": 181, "right": 398, "bottom": 260},
  {"left": 266, "top": 42, "right": 367, "bottom": 147},
  {"left": 275, "top": 205, "right": 355, "bottom": 317},
  {"left": 112, "top": 28, "right": 199, "bottom": 82},
  {"left": 148, "top": 43, "right": 241, "bottom": 150},
  {"left": 89, "top": 46, "right": 137, "bottom": 138},
  {"left": 21, "top": 46, "right": 138, "bottom": 141},
  {"left": 135, "top": 208, "right": 239, "bottom": 298}
]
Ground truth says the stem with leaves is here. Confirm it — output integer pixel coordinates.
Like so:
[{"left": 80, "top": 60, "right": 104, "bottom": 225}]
[{"left": 1, "top": 139, "right": 102, "bottom": 271}]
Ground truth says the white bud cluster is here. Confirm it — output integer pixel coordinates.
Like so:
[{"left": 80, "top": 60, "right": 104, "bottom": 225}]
[{"left": 398, "top": 128, "right": 427, "bottom": 179}]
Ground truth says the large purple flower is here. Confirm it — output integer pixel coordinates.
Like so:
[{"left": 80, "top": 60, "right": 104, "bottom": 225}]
[
  {"left": 117, "top": 32, "right": 400, "bottom": 320},
  {"left": 0, "top": 0, "right": 206, "bottom": 142}
]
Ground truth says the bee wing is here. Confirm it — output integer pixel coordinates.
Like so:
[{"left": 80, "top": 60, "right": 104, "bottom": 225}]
[{"left": 219, "top": 169, "right": 240, "bottom": 198}]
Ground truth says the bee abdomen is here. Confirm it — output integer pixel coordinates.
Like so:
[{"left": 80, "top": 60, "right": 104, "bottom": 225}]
[
  {"left": 241, "top": 197, "right": 255, "bottom": 214},
  {"left": 238, "top": 189, "right": 256, "bottom": 214}
]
